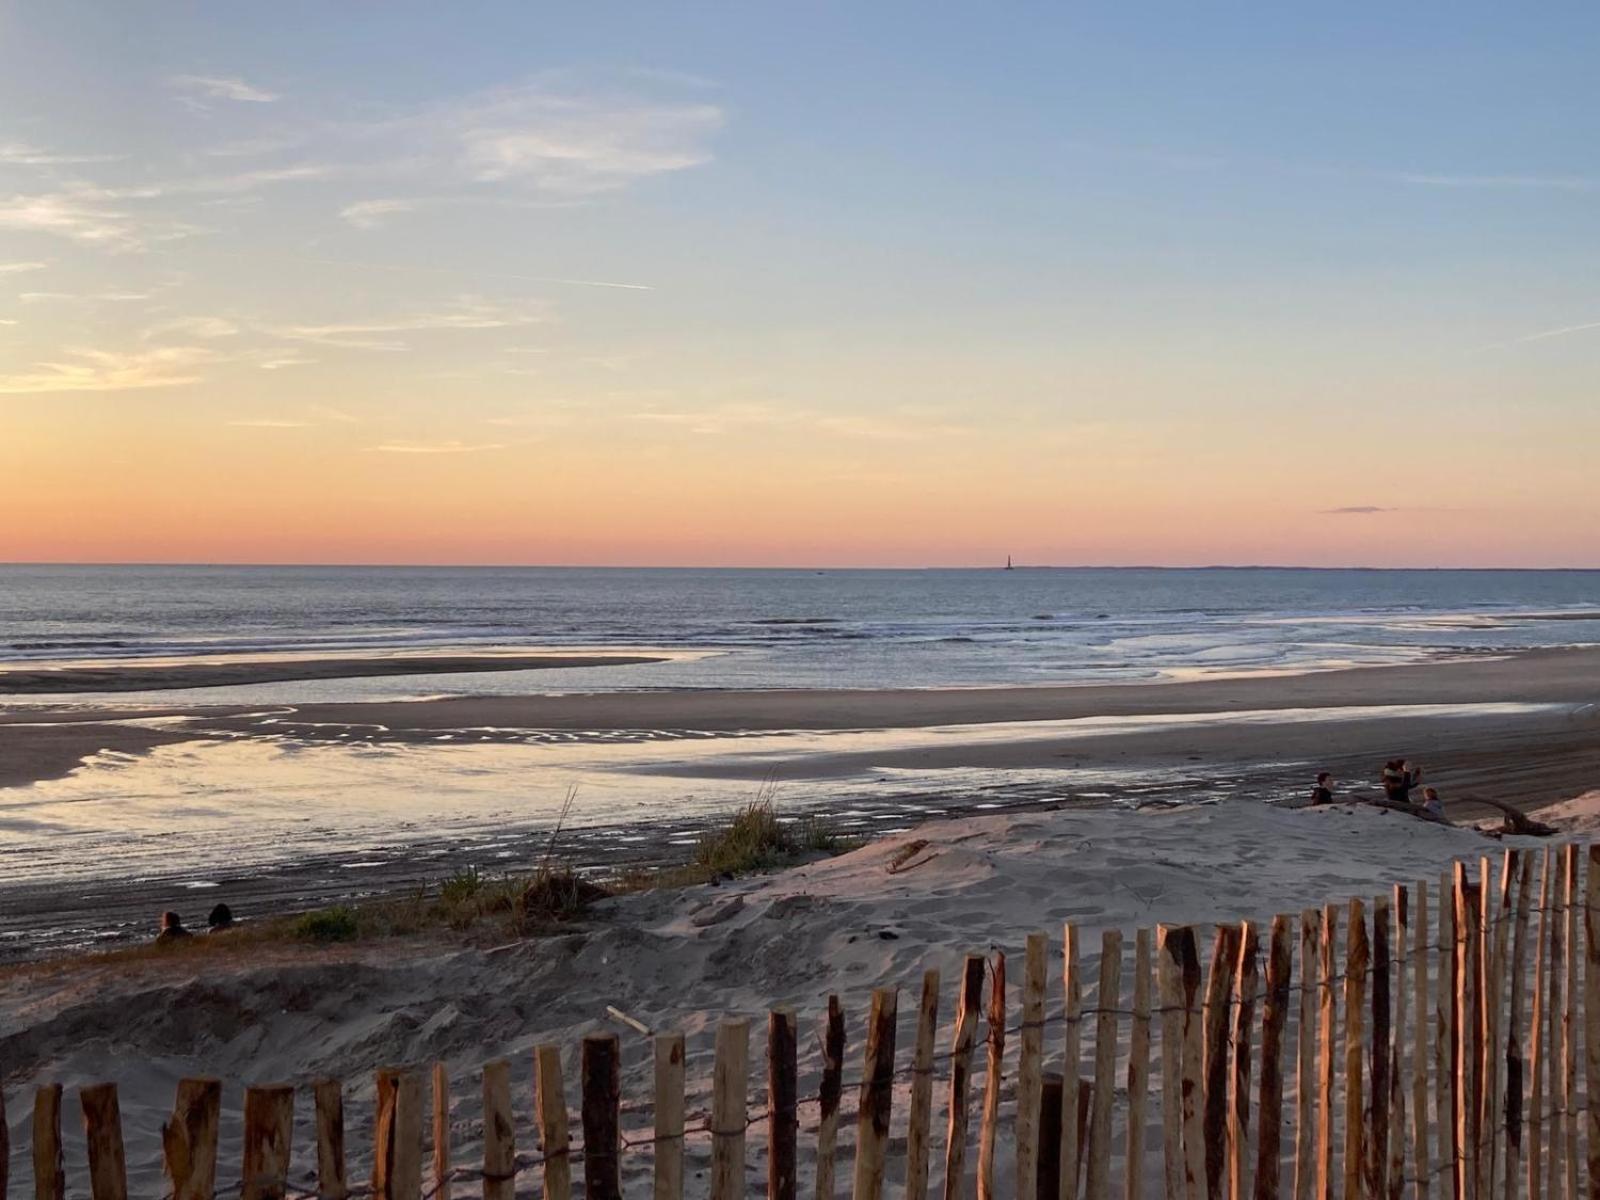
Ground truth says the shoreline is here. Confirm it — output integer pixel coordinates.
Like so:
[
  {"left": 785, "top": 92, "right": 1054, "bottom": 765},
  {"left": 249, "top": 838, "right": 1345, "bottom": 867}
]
[
  {"left": 0, "top": 650, "right": 667, "bottom": 694},
  {"left": 2, "top": 644, "right": 1597, "bottom": 792}
]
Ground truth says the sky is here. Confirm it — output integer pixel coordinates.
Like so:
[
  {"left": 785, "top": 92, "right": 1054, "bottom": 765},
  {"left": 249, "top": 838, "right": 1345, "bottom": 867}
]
[{"left": 2, "top": 3, "right": 1598, "bottom": 568}]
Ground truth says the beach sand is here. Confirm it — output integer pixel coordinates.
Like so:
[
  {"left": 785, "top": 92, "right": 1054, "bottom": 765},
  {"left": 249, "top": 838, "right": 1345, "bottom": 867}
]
[
  {"left": 1, "top": 795, "right": 1587, "bottom": 1196},
  {"left": 0, "top": 650, "right": 666, "bottom": 695},
  {"left": 4, "top": 645, "right": 1599, "bottom": 792}
]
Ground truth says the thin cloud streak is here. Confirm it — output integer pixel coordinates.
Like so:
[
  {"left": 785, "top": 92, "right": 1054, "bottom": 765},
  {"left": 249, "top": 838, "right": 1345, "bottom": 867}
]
[
  {"left": 368, "top": 440, "right": 507, "bottom": 454},
  {"left": 170, "top": 75, "right": 280, "bottom": 103},
  {"left": 0, "top": 346, "right": 217, "bottom": 394}
]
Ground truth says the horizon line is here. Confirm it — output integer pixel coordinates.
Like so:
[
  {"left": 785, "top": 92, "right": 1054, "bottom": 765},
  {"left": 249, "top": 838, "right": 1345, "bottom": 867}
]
[{"left": 3, "top": 560, "right": 1599, "bottom": 573}]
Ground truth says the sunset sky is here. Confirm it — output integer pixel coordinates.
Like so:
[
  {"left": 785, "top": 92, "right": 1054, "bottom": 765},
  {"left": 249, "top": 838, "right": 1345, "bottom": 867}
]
[{"left": 2, "top": 4, "right": 1597, "bottom": 567}]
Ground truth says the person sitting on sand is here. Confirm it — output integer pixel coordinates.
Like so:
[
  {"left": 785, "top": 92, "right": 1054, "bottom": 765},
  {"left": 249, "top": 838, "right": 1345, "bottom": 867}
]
[
  {"left": 156, "top": 911, "right": 192, "bottom": 942},
  {"left": 1419, "top": 786, "right": 1444, "bottom": 819},
  {"left": 207, "top": 903, "right": 235, "bottom": 933},
  {"left": 1310, "top": 771, "right": 1335, "bottom": 805},
  {"left": 1381, "top": 759, "right": 1406, "bottom": 802}
]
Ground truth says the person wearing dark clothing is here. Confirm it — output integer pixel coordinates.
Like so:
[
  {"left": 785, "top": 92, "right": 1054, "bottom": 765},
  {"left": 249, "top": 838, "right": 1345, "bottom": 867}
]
[
  {"left": 1310, "top": 771, "right": 1335, "bottom": 805},
  {"left": 156, "top": 911, "right": 192, "bottom": 943},
  {"left": 207, "top": 903, "right": 235, "bottom": 933}
]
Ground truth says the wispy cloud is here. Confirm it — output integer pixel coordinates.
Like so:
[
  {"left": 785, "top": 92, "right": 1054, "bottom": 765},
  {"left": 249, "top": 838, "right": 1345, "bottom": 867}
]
[
  {"left": 444, "top": 84, "right": 723, "bottom": 195},
  {"left": 270, "top": 295, "right": 546, "bottom": 350},
  {"left": 1321, "top": 505, "right": 1394, "bottom": 515},
  {"left": 227, "top": 404, "right": 356, "bottom": 427},
  {"left": 0, "top": 261, "right": 48, "bottom": 275},
  {"left": 142, "top": 316, "right": 241, "bottom": 340},
  {"left": 0, "top": 346, "right": 217, "bottom": 394},
  {"left": 0, "top": 141, "right": 122, "bottom": 166},
  {"left": 22, "top": 290, "right": 152, "bottom": 303},
  {"left": 368, "top": 439, "right": 506, "bottom": 454},
  {"left": 170, "top": 75, "right": 280, "bottom": 104},
  {"left": 1503, "top": 318, "right": 1600, "bottom": 346},
  {"left": 255, "top": 353, "right": 317, "bottom": 371},
  {"left": 0, "top": 189, "right": 155, "bottom": 250},
  {"left": 340, "top": 198, "right": 417, "bottom": 229}
]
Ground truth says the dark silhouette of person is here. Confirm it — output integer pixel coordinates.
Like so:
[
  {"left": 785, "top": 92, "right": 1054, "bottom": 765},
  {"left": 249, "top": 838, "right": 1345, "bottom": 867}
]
[{"left": 156, "top": 911, "right": 192, "bottom": 942}]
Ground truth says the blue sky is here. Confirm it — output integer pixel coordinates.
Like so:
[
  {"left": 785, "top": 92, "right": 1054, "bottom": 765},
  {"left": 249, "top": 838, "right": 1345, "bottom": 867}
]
[{"left": 2, "top": 3, "right": 1597, "bottom": 565}]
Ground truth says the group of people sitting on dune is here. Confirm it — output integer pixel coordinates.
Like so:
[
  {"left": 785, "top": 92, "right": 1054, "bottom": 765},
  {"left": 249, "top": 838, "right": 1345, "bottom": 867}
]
[
  {"left": 1309, "top": 759, "right": 1445, "bottom": 819},
  {"left": 155, "top": 903, "right": 235, "bottom": 943}
]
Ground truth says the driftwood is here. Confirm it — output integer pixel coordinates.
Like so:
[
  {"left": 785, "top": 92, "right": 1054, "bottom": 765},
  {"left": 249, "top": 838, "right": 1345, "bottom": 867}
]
[{"left": 1357, "top": 793, "right": 1556, "bottom": 836}]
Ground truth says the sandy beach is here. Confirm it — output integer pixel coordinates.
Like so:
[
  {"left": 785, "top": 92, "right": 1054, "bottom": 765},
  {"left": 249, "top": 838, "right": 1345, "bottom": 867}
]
[
  {"left": 0, "top": 796, "right": 1585, "bottom": 1195},
  {"left": 5, "top": 645, "right": 1599, "bottom": 792},
  {"left": 0, "top": 650, "right": 667, "bottom": 694}
]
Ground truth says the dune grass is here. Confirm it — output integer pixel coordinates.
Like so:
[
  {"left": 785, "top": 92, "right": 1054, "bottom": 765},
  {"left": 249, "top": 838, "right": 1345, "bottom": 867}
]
[{"left": 24, "top": 792, "right": 860, "bottom": 970}]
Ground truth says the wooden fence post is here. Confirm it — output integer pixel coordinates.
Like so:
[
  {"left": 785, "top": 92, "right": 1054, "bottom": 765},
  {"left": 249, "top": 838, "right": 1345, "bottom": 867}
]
[
  {"left": 311, "top": 1079, "right": 347, "bottom": 1200},
  {"left": 1344, "top": 898, "right": 1368, "bottom": 1200},
  {"left": 1506, "top": 852, "right": 1534, "bottom": 1200},
  {"left": 819, "top": 997, "right": 848, "bottom": 1200},
  {"left": 1439, "top": 870, "right": 1458, "bottom": 1200},
  {"left": 1544, "top": 849, "right": 1565, "bottom": 1200},
  {"left": 1257, "top": 915, "right": 1293, "bottom": 1200},
  {"left": 33, "top": 1084, "right": 65, "bottom": 1200},
  {"left": 1157, "top": 926, "right": 1191, "bottom": 1200},
  {"left": 978, "top": 955, "right": 1006, "bottom": 1200},
  {"left": 162, "top": 1078, "right": 221, "bottom": 1200},
  {"left": 655, "top": 1034, "right": 686, "bottom": 1200},
  {"left": 1455, "top": 865, "right": 1481, "bottom": 1200},
  {"left": 1316, "top": 905, "right": 1338, "bottom": 1200},
  {"left": 1126, "top": 929, "right": 1152, "bottom": 1200},
  {"left": 1061, "top": 930, "right": 1088, "bottom": 1200},
  {"left": 1529, "top": 849, "right": 1551, "bottom": 1200},
  {"left": 1561, "top": 845, "right": 1579, "bottom": 1200},
  {"left": 1230, "top": 923, "right": 1260, "bottom": 1200},
  {"left": 1020, "top": 935, "right": 1048, "bottom": 1200},
  {"left": 582, "top": 1033, "right": 622, "bottom": 1200},
  {"left": 79, "top": 1083, "right": 128, "bottom": 1200},
  {"left": 908, "top": 969, "right": 942, "bottom": 1200},
  {"left": 1585, "top": 846, "right": 1600, "bottom": 1200},
  {"left": 536, "top": 1044, "right": 574, "bottom": 1200},
  {"left": 1480, "top": 856, "right": 1508, "bottom": 1200},
  {"left": 1085, "top": 930, "right": 1123, "bottom": 1200},
  {"left": 243, "top": 1084, "right": 295, "bottom": 1200},
  {"left": 944, "top": 957, "right": 985, "bottom": 1200},
  {"left": 1391, "top": 887, "right": 1409, "bottom": 1200},
  {"left": 481, "top": 1060, "right": 515, "bottom": 1200},
  {"left": 1369, "top": 893, "right": 1391, "bottom": 1200},
  {"left": 1174, "top": 926, "right": 1206, "bottom": 1200},
  {"left": 769, "top": 1009, "right": 800, "bottom": 1200},
  {"left": 1294, "top": 910, "right": 1319, "bottom": 1200},
  {"left": 1410, "top": 883, "right": 1429, "bottom": 1200},
  {"left": 854, "top": 987, "right": 898, "bottom": 1200},
  {"left": 431, "top": 1064, "right": 450, "bottom": 1200},
  {"left": 1206, "top": 924, "right": 1245, "bottom": 1200}
]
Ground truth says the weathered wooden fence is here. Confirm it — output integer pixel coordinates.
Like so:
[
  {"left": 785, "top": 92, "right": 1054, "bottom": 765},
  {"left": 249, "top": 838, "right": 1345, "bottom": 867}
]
[{"left": 3, "top": 842, "right": 1597, "bottom": 1199}]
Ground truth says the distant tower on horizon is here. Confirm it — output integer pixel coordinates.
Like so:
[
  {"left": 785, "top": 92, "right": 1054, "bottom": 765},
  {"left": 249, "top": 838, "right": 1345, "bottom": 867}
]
[{"left": 1005, "top": 555, "right": 1014, "bottom": 570}]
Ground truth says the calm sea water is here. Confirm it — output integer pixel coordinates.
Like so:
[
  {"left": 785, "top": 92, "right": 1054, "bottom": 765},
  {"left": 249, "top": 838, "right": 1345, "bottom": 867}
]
[{"left": 3, "top": 565, "right": 1600, "bottom": 698}]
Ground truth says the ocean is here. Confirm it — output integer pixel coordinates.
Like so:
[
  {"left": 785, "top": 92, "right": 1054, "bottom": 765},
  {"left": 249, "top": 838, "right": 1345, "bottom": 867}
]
[{"left": 4, "top": 564, "right": 1600, "bottom": 701}]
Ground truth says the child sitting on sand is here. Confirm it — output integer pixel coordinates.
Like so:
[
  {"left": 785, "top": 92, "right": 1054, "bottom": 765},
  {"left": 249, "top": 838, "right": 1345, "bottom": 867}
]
[
  {"left": 1310, "top": 771, "right": 1335, "bottom": 805},
  {"left": 1420, "top": 786, "right": 1444, "bottom": 819}
]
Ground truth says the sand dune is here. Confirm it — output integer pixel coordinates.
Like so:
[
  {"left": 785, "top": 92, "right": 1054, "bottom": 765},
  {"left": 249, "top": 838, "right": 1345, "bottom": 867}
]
[{"left": 0, "top": 796, "right": 1569, "bottom": 1195}]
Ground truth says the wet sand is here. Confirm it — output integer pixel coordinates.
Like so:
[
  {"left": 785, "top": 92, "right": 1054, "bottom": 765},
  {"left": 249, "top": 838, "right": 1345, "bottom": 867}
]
[
  {"left": 3, "top": 646, "right": 1598, "bottom": 791},
  {"left": 0, "top": 650, "right": 666, "bottom": 694}
]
